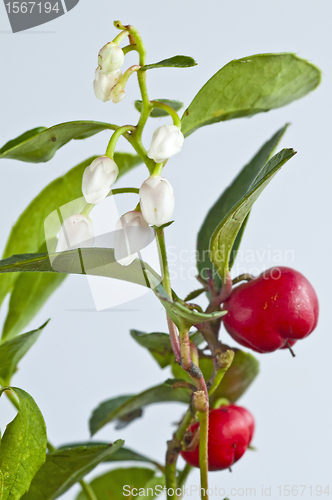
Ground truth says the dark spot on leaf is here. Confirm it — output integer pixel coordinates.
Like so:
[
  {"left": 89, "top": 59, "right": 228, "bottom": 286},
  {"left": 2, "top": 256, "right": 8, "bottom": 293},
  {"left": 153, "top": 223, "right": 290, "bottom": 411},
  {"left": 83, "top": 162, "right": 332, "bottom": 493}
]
[{"left": 52, "top": 137, "right": 57, "bottom": 142}]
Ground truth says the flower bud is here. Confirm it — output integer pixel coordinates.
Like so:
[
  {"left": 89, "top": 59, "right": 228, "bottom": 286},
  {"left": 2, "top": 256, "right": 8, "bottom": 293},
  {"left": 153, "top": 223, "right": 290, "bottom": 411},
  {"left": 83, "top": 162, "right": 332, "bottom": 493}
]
[
  {"left": 147, "top": 125, "right": 184, "bottom": 163},
  {"left": 98, "top": 42, "right": 124, "bottom": 74},
  {"left": 114, "top": 211, "right": 152, "bottom": 266},
  {"left": 56, "top": 215, "right": 94, "bottom": 253},
  {"left": 82, "top": 156, "right": 119, "bottom": 204},
  {"left": 139, "top": 176, "right": 175, "bottom": 227},
  {"left": 110, "top": 83, "right": 126, "bottom": 104},
  {"left": 93, "top": 67, "right": 122, "bottom": 102}
]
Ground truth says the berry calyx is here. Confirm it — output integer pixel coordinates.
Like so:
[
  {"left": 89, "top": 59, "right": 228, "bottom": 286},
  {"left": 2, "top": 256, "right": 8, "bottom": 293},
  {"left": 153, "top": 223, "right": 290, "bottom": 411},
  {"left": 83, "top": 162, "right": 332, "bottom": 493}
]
[
  {"left": 180, "top": 405, "right": 254, "bottom": 471},
  {"left": 222, "top": 267, "right": 319, "bottom": 353}
]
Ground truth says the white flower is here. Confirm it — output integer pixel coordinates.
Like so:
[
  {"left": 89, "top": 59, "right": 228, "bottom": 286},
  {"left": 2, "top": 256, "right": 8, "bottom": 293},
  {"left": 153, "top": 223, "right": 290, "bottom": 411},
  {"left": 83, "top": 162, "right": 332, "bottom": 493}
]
[
  {"left": 98, "top": 42, "right": 124, "bottom": 74},
  {"left": 82, "top": 156, "right": 119, "bottom": 204},
  {"left": 93, "top": 67, "right": 122, "bottom": 102},
  {"left": 139, "top": 176, "right": 175, "bottom": 227},
  {"left": 147, "top": 125, "right": 184, "bottom": 163},
  {"left": 114, "top": 211, "right": 152, "bottom": 266},
  {"left": 56, "top": 215, "right": 94, "bottom": 252}
]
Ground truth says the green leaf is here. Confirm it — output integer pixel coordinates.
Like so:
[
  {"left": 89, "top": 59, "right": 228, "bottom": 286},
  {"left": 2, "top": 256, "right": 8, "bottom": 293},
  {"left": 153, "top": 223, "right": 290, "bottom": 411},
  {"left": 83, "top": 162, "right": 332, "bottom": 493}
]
[
  {"left": 0, "top": 121, "right": 116, "bottom": 163},
  {"left": 142, "top": 55, "right": 197, "bottom": 71},
  {"left": 135, "top": 99, "right": 184, "bottom": 117},
  {"left": 184, "top": 288, "right": 206, "bottom": 302},
  {"left": 146, "top": 272, "right": 226, "bottom": 330},
  {"left": 130, "top": 330, "right": 205, "bottom": 369},
  {"left": 75, "top": 468, "right": 163, "bottom": 500},
  {"left": 171, "top": 349, "right": 259, "bottom": 403},
  {"left": 0, "top": 153, "right": 142, "bottom": 340},
  {"left": 0, "top": 249, "right": 161, "bottom": 290},
  {"left": 90, "top": 380, "right": 191, "bottom": 435},
  {"left": 212, "top": 350, "right": 259, "bottom": 405},
  {"left": 197, "top": 125, "right": 289, "bottom": 285},
  {"left": 210, "top": 148, "right": 296, "bottom": 281},
  {"left": 181, "top": 53, "right": 321, "bottom": 136},
  {"left": 22, "top": 442, "right": 124, "bottom": 500},
  {"left": 57, "top": 443, "right": 161, "bottom": 468},
  {"left": 0, "top": 321, "right": 49, "bottom": 383},
  {"left": 130, "top": 330, "right": 174, "bottom": 368},
  {"left": 0, "top": 387, "right": 47, "bottom": 500}
]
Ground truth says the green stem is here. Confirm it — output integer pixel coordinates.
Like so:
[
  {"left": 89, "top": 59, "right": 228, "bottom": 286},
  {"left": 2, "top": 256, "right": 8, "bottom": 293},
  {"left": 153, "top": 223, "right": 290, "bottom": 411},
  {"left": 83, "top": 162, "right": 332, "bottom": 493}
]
[
  {"left": 122, "top": 44, "right": 138, "bottom": 55},
  {"left": 208, "top": 350, "right": 234, "bottom": 397},
  {"left": 199, "top": 410, "right": 209, "bottom": 500},
  {"left": 174, "top": 408, "right": 195, "bottom": 443},
  {"left": 124, "top": 132, "right": 155, "bottom": 174},
  {"left": 165, "top": 460, "right": 177, "bottom": 500},
  {"left": 112, "top": 29, "right": 129, "bottom": 45},
  {"left": 106, "top": 125, "right": 135, "bottom": 159},
  {"left": 150, "top": 101, "right": 181, "bottom": 128},
  {"left": 79, "top": 480, "right": 98, "bottom": 500},
  {"left": 155, "top": 228, "right": 181, "bottom": 359}
]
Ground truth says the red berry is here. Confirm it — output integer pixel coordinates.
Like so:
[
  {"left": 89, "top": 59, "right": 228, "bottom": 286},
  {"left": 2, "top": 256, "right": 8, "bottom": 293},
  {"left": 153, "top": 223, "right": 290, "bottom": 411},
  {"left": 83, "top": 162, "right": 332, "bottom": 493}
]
[
  {"left": 223, "top": 267, "right": 319, "bottom": 353},
  {"left": 180, "top": 405, "right": 254, "bottom": 471}
]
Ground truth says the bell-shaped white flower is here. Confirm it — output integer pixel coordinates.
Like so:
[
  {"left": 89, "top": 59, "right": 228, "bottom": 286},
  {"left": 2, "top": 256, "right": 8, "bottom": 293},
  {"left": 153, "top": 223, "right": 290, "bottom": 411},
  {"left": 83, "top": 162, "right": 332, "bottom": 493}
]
[
  {"left": 147, "top": 125, "right": 184, "bottom": 163},
  {"left": 93, "top": 67, "right": 122, "bottom": 102},
  {"left": 139, "top": 176, "right": 175, "bottom": 227},
  {"left": 98, "top": 42, "right": 124, "bottom": 74},
  {"left": 82, "top": 156, "right": 119, "bottom": 204},
  {"left": 114, "top": 211, "right": 152, "bottom": 266},
  {"left": 56, "top": 215, "right": 94, "bottom": 252}
]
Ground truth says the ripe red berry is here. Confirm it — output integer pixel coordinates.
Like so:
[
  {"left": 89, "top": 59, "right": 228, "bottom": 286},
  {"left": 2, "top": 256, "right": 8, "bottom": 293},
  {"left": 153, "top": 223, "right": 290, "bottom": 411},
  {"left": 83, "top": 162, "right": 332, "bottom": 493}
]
[
  {"left": 223, "top": 267, "right": 319, "bottom": 353},
  {"left": 180, "top": 405, "right": 254, "bottom": 471}
]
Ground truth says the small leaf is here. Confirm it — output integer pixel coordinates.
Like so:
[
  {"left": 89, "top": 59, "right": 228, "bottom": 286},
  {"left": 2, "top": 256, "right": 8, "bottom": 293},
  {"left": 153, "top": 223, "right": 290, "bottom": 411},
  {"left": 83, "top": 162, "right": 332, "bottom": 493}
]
[
  {"left": 210, "top": 148, "right": 296, "bottom": 281},
  {"left": 0, "top": 153, "right": 142, "bottom": 339},
  {"left": 57, "top": 442, "right": 160, "bottom": 468},
  {"left": 181, "top": 53, "right": 321, "bottom": 136},
  {"left": 146, "top": 272, "right": 226, "bottom": 330},
  {"left": 0, "top": 321, "right": 49, "bottom": 383},
  {"left": 22, "top": 442, "right": 124, "bottom": 500},
  {"left": 197, "top": 125, "right": 289, "bottom": 285},
  {"left": 141, "top": 55, "right": 197, "bottom": 71},
  {"left": 171, "top": 349, "right": 259, "bottom": 403},
  {"left": 135, "top": 99, "right": 184, "bottom": 117},
  {"left": 0, "top": 121, "right": 116, "bottom": 163},
  {"left": 130, "top": 330, "right": 174, "bottom": 368},
  {"left": 0, "top": 249, "right": 161, "bottom": 290},
  {"left": 90, "top": 380, "right": 191, "bottom": 435},
  {"left": 75, "top": 468, "right": 163, "bottom": 500},
  {"left": 0, "top": 387, "right": 47, "bottom": 500},
  {"left": 184, "top": 288, "right": 206, "bottom": 302}
]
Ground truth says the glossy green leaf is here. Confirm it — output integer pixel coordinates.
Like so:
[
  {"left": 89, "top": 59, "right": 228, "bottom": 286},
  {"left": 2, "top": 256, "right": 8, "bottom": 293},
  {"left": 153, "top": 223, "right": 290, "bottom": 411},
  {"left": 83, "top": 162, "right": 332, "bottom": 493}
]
[
  {"left": 0, "top": 249, "right": 160, "bottom": 290},
  {"left": 0, "top": 121, "right": 116, "bottom": 163},
  {"left": 181, "top": 53, "right": 321, "bottom": 136},
  {"left": 75, "top": 468, "right": 163, "bottom": 500},
  {"left": 197, "top": 125, "right": 289, "bottom": 285},
  {"left": 135, "top": 99, "right": 183, "bottom": 117},
  {"left": 0, "top": 387, "right": 47, "bottom": 500},
  {"left": 146, "top": 271, "right": 227, "bottom": 330},
  {"left": 184, "top": 288, "right": 206, "bottom": 302},
  {"left": 130, "top": 330, "right": 174, "bottom": 368},
  {"left": 0, "top": 153, "right": 142, "bottom": 340},
  {"left": 142, "top": 55, "right": 197, "bottom": 71},
  {"left": 22, "top": 442, "right": 124, "bottom": 500},
  {"left": 90, "top": 380, "right": 191, "bottom": 435},
  {"left": 58, "top": 442, "right": 161, "bottom": 468},
  {"left": 0, "top": 321, "right": 49, "bottom": 383},
  {"left": 210, "top": 148, "right": 296, "bottom": 281},
  {"left": 171, "top": 349, "right": 259, "bottom": 403}
]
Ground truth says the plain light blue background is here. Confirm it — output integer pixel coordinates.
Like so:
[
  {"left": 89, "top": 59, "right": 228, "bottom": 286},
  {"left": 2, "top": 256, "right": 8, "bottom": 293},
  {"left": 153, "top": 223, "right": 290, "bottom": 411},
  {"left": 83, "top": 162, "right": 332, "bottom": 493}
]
[{"left": 0, "top": 1, "right": 331, "bottom": 498}]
